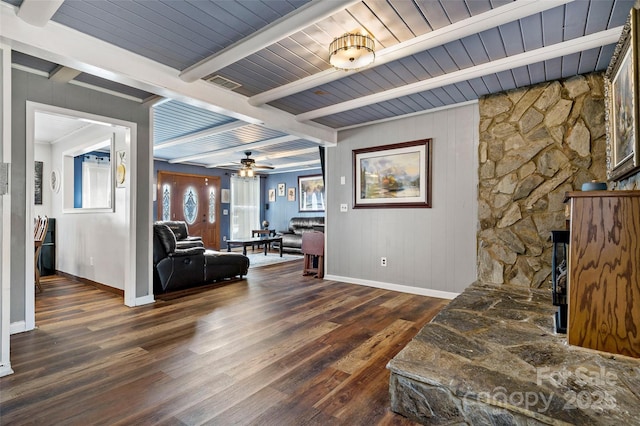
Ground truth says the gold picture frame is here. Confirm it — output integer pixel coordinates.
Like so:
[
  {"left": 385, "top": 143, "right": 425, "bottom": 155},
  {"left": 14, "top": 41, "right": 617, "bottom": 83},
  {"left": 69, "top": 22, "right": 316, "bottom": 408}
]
[{"left": 605, "top": 7, "right": 640, "bottom": 181}]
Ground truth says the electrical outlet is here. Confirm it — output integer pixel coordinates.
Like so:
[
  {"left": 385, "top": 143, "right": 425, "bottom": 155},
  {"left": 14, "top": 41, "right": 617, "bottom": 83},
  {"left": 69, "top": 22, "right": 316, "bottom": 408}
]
[
  {"left": 380, "top": 257, "right": 387, "bottom": 267},
  {"left": 340, "top": 203, "right": 348, "bottom": 212}
]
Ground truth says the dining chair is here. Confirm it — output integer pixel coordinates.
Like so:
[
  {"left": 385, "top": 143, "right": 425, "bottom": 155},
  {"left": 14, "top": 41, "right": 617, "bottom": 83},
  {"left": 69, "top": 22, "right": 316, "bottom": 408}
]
[{"left": 34, "top": 216, "right": 49, "bottom": 292}]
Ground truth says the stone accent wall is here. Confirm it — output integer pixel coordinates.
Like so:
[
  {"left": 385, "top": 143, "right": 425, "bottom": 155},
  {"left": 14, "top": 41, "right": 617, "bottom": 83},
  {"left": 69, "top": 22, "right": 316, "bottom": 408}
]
[{"left": 478, "top": 73, "right": 606, "bottom": 287}]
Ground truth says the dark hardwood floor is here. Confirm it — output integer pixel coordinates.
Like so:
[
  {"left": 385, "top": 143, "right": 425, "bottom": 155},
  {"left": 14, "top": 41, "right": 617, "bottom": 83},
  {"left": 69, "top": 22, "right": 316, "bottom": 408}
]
[{"left": 1, "top": 259, "right": 448, "bottom": 425}]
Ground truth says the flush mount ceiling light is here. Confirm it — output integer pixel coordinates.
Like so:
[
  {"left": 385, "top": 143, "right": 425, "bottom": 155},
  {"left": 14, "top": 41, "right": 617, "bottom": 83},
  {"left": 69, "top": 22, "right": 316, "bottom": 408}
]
[{"left": 329, "top": 33, "right": 375, "bottom": 71}]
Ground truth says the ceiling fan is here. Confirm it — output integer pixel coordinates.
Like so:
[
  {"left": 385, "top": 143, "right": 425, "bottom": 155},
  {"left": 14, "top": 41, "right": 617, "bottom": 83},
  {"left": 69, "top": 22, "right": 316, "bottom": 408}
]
[{"left": 238, "top": 151, "right": 274, "bottom": 176}]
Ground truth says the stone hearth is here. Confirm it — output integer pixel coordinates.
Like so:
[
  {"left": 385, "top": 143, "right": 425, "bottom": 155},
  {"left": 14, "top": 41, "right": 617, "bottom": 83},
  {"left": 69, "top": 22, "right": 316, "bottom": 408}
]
[{"left": 387, "top": 282, "right": 640, "bottom": 425}]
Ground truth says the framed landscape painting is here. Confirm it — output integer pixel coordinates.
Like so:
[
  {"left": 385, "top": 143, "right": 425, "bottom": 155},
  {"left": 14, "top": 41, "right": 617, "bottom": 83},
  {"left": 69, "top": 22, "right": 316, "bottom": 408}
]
[
  {"left": 353, "top": 139, "right": 432, "bottom": 208},
  {"left": 298, "top": 175, "right": 324, "bottom": 212},
  {"left": 606, "top": 7, "right": 640, "bottom": 181}
]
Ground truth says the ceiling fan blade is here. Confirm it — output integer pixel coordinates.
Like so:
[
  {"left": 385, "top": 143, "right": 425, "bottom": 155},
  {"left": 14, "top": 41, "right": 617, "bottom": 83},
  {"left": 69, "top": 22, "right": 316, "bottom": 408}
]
[{"left": 254, "top": 164, "right": 275, "bottom": 169}]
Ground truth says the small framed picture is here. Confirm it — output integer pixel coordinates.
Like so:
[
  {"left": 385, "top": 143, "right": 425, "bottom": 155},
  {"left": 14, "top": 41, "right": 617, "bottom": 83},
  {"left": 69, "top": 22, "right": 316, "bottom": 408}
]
[
  {"left": 277, "top": 183, "right": 286, "bottom": 197},
  {"left": 287, "top": 187, "right": 296, "bottom": 201},
  {"left": 50, "top": 169, "right": 61, "bottom": 193},
  {"left": 268, "top": 188, "right": 276, "bottom": 202},
  {"left": 116, "top": 150, "right": 127, "bottom": 188},
  {"left": 221, "top": 189, "right": 230, "bottom": 203},
  {"left": 34, "top": 161, "right": 43, "bottom": 205},
  {"left": 298, "top": 175, "right": 325, "bottom": 212}
]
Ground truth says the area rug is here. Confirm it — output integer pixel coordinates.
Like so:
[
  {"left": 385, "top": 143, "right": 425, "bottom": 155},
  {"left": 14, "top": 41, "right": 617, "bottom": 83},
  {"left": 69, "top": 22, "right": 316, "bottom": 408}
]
[{"left": 246, "top": 252, "right": 303, "bottom": 268}]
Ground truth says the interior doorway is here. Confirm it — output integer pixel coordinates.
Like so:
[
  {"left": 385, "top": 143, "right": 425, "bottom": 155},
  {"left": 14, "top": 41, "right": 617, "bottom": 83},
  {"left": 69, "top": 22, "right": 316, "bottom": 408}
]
[
  {"left": 157, "top": 171, "right": 221, "bottom": 250},
  {"left": 25, "top": 102, "right": 138, "bottom": 330}
]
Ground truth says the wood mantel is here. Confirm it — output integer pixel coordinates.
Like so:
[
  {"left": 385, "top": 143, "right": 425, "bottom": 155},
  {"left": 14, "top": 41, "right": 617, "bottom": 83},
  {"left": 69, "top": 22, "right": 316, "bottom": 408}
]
[{"left": 565, "top": 190, "right": 640, "bottom": 358}]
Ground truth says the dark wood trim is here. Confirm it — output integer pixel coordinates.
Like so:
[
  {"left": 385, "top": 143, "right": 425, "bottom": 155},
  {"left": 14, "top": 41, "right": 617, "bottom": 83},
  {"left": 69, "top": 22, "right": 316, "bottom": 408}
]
[{"left": 353, "top": 138, "right": 432, "bottom": 209}]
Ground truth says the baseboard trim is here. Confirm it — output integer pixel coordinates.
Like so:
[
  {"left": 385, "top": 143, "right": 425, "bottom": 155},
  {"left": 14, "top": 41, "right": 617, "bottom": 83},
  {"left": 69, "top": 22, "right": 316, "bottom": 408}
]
[
  {"left": 9, "top": 320, "right": 27, "bottom": 335},
  {"left": 56, "top": 271, "right": 124, "bottom": 297},
  {"left": 134, "top": 295, "right": 155, "bottom": 306},
  {"left": 0, "top": 364, "right": 14, "bottom": 377},
  {"left": 323, "top": 275, "right": 460, "bottom": 300}
]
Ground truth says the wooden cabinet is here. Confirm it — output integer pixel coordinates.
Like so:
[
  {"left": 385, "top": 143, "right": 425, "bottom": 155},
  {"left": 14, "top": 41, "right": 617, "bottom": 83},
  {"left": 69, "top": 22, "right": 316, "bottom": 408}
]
[{"left": 565, "top": 191, "right": 640, "bottom": 358}]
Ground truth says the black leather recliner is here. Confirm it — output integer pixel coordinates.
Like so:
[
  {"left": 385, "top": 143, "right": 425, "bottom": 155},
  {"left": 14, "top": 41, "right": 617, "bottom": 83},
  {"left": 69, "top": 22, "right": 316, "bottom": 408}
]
[
  {"left": 153, "top": 223, "right": 249, "bottom": 293},
  {"left": 158, "top": 220, "right": 204, "bottom": 249},
  {"left": 278, "top": 217, "right": 324, "bottom": 253}
]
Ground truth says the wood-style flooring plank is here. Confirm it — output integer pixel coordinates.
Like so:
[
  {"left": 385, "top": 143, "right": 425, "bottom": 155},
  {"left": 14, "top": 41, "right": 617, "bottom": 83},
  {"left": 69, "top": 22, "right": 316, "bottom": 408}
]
[{"left": 1, "top": 260, "right": 448, "bottom": 425}]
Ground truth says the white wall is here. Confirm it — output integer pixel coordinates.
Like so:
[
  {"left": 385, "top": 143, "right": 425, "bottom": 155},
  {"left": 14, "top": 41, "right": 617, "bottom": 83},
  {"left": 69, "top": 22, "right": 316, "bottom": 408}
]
[
  {"left": 325, "top": 102, "right": 479, "bottom": 297},
  {"left": 48, "top": 124, "right": 129, "bottom": 290},
  {"left": 1, "top": 44, "right": 13, "bottom": 377}
]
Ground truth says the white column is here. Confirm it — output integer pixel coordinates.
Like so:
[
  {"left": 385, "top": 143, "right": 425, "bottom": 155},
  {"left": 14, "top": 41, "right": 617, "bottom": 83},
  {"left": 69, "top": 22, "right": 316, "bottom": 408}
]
[{"left": 0, "top": 44, "right": 14, "bottom": 377}]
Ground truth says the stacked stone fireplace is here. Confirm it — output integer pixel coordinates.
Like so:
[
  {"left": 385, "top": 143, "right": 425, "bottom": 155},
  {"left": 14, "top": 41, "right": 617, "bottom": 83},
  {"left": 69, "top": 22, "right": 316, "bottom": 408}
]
[
  {"left": 477, "top": 73, "right": 606, "bottom": 288},
  {"left": 387, "top": 73, "right": 640, "bottom": 424}
]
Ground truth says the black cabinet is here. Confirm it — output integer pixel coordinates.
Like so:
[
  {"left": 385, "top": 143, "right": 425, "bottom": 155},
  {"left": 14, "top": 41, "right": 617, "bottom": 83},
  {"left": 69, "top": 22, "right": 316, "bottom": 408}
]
[
  {"left": 39, "top": 218, "right": 55, "bottom": 276},
  {"left": 550, "top": 229, "right": 569, "bottom": 334}
]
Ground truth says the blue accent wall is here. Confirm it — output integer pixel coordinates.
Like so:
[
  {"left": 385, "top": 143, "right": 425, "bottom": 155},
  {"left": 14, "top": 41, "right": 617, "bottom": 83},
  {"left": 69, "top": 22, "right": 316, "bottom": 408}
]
[
  {"left": 73, "top": 155, "right": 83, "bottom": 208},
  {"left": 153, "top": 162, "right": 324, "bottom": 243},
  {"left": 264, "top": 170, "right": 325, "bottom": 233},
  {"left": 153, "top": 161, "right": 229, "bottom": 247}
]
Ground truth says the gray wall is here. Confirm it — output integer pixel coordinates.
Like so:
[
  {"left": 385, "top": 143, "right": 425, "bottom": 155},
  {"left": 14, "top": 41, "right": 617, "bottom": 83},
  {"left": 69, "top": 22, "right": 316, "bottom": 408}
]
[
  {"left": 326, "top": 103, "right": 479, "bottom": 295},
  {"left": 11, "top": 69, "right": 151, "bottom": 322}
]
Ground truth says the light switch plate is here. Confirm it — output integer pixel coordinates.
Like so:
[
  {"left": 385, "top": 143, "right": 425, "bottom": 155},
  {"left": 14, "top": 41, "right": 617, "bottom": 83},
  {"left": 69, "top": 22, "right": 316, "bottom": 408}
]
[
  {"left": 223, "top": 209, "right": 228, "bottom": 215},
  {"left": 340, "top": 176, "right": 345, "bottom": 185}
]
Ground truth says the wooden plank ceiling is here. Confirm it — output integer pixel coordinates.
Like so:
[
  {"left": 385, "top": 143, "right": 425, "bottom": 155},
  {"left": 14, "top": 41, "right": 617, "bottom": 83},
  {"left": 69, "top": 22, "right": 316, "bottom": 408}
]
[{"left": 1, "top": 0, "right": 635, "bottom": 172}]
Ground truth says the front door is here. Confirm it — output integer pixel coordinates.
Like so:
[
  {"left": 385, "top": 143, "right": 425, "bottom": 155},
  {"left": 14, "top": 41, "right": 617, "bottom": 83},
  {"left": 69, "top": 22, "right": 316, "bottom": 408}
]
[{"left": 157, "top": 171, "right": 220, "bottom": 250}]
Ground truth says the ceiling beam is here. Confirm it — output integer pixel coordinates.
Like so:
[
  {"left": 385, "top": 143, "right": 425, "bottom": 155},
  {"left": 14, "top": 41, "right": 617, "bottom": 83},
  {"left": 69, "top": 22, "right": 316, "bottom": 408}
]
[
  {"left": 16, "top": 0, "right": 63, "bottom": 27},
  {"left": 254, "top": 147, "right": 318, "bottom": 162},
  {"left": 178, "top": 0, "right": 360, "bottom": 83},
  {"left": 296, "top": 27, "right": 623, "bottom": 122},
  {"left": 208, "top": 158, "right": 320, "bottom": 171},
  {"left": 0, "top": 2, "right": 337, "bottom": 144},
  {"left": 142, "top": 95, "right": 168, "bottom": 108},
  {"left": 249, "top": 0, "right": 573, "bottom": 106},
  {"left": 270, "top": 159, "right": 320, "bottom": 170},
  {"left": 48, "top": 65, "right": 81, "bottom": 83},
  {"left": 219, "top": 147, "right": 319, "bottom": 167},
  {"left": 171, "top": 135, "right": 301, "bottom": 164},
  {"left": 154, "top": 121, "right": 250, "bottom": 150}
]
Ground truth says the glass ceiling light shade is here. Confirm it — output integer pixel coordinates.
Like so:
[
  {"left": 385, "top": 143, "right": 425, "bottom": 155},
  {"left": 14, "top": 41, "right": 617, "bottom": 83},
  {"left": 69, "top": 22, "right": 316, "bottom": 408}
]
[
  {"left": 239, "top": 166, "right": 254, "bottom": 177},
  {"left": 329, "top": 33, "right": 375, "bottom": 71}
]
